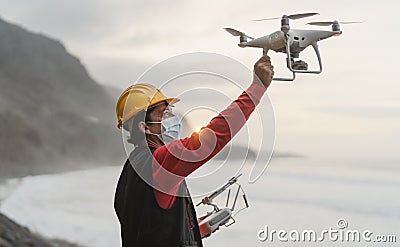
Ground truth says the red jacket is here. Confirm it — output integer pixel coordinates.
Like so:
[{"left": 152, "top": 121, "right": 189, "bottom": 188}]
[{"left": 150, "top": 81, "right": 267, "bottom": 209}]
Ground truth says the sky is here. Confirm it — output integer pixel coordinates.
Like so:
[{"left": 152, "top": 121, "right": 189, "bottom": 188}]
[{"left": 0, "top": 0, "right": 399, "bottom": 167}]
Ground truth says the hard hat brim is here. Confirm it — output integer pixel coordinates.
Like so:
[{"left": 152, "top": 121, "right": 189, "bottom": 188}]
[
  {"left": 163, "top": 97, "right": 180, "bottom": 106},
  {"left": 117, "top": 97, "right": 180, "bottom": 129}
]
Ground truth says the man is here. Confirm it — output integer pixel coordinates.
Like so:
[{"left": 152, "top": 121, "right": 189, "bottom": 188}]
[{"left": 114, "top": 55, "right": 274, "bottom": 246}]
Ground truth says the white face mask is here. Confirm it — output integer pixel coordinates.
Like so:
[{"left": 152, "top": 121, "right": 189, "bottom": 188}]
[{"left": 147, "top": 115, "right": 182, "bottom": 144}]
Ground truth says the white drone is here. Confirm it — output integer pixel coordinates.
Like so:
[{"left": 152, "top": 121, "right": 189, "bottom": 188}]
[{"left": 225, "top": 12, "right": 359, "bottom": 81}]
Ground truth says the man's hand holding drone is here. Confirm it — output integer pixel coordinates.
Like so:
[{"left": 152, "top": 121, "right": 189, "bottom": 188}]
[{"left": 254, "top": 55, "right": 274, "bottom": 88}]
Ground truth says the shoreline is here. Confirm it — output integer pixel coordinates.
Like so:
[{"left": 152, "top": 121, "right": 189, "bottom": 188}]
[
  {"left": 0, "top": 161, "right": 121, "bottom": 204},
  {"left": 0, "top": 177, "right": 88, "bottom": 247},
  {"left": 0, "top": 178, "right": 21, "bottom": 206}
]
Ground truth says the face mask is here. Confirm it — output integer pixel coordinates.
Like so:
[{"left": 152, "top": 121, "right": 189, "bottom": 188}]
[{"left": 147, "top": 115, "right": 182, "bottom": 144}]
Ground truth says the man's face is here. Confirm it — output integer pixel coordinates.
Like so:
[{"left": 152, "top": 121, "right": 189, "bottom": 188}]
[{"left": 146, "top": 102, "right": 174, "bottom": 134}]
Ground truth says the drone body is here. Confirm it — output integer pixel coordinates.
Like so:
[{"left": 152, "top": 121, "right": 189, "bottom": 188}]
[
  {"left": 237, "top": 29, "right": 340, "bottom": 55},
  {"left": 225, "top": 13, "right": 356, "bottom": 81}
]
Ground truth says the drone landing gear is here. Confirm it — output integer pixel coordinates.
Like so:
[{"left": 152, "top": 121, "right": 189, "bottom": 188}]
[{"left": 271, "top": 41, "right": 323, "bottom": 81}]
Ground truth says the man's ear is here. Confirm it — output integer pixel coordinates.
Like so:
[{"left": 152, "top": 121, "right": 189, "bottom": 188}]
[{"left": 137, "top": 121, "right": 150, "bottom": 134}]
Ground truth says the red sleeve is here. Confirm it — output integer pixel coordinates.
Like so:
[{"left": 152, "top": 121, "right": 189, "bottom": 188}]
[{"left": 152, "top": 81, "right": 267, "bottom": 209}]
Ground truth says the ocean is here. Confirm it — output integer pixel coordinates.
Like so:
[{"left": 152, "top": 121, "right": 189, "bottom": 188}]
[{"left": 0, "top": 158, "right": 399, "bottom": 247}]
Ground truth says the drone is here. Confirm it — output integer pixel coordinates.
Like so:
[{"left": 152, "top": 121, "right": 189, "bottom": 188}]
[{"left": 225, "top": 12, "right": 359, "bottom": 81}]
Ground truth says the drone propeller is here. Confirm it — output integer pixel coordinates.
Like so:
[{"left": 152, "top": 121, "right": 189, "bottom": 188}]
[
  {"left": 224, "top": 28, "right": 254, "bottom": 40},
  {"left": 224, "top": 28, "right": 242, "bottom": 36},
  {"left": 307, "top": 21, "right": 362, "bottom": 26},
  {"left": 253, "top": 12, "right": 319, "bottom": 21}
]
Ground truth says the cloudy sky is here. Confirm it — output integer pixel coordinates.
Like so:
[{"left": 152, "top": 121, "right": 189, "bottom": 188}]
[{"left": 0, "top": 0, "right": 399, "bottom": 167}]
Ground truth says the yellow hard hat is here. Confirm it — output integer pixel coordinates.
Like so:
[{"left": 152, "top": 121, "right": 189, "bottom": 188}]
[{"left": 116, "top": 83, "right": 180, "bottom": 129}]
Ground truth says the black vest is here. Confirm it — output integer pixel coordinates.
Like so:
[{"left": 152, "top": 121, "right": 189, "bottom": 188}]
[{"left": 114, "top": 146, "right": 203, "bottom": 247}]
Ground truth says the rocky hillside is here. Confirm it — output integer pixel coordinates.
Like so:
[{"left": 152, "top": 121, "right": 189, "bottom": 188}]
[
  {"left": 0, "top": 213, "right": 85, "bottom": 247},
  {"left": 0, "top": 17, "right": 124, "bottom": 178}
]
